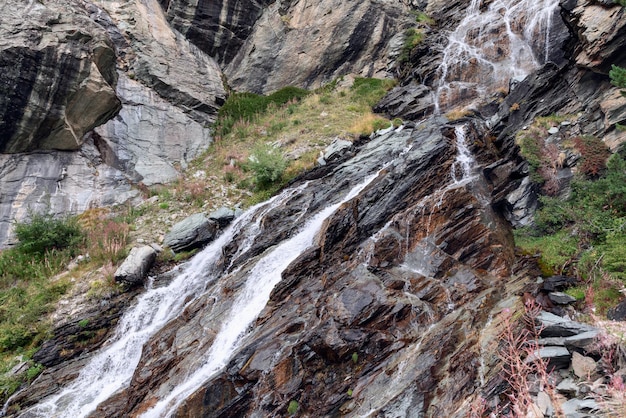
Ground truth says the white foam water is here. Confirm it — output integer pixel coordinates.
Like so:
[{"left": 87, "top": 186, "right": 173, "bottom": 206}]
[
  {"left": 15, "top": 186, "right": 307, "bottom": 418},
  {"left": 142, "top": 171, "right": 383, "bottom": 417},
  {"left": 434, "top": 0, "right": 560, "bottom": 112}
]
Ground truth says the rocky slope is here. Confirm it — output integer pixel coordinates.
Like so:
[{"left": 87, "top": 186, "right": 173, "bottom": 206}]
[{"left": 1, "top": 0, "right": 626, "bottom": 417}]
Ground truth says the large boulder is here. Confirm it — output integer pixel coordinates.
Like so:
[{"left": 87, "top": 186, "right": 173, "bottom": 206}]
[
  {"left": 163, "top": 213, "right": 219, "bottom": 253},
  {"left": 114, "top": 245, "right": 158, "bottom": 285}
]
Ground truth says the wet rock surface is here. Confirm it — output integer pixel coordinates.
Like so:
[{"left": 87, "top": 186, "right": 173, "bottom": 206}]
[
  {"left": 79, "top": 118, "right": 517, "bottom": 417},
  {"left": 4, "top": 0, "right": 626, "bottom": 417}
]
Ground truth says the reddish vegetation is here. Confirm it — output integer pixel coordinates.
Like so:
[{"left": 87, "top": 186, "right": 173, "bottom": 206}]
[{"left": 573, "top": 136, "right": 610, "bottom": 178}]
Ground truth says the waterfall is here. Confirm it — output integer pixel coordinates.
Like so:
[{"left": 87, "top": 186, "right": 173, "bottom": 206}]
[
  {"left": 451, "top": 125, "right": 475, "bottom": 184},
  {"left": 15, "top": 185, "right": 311, "bottom": 418},
  {"left": 433, "top": 0, "right": 560, "bottom": 112},
  {"left": 142, "top": 170, "right": 383, "bottom": 417}
]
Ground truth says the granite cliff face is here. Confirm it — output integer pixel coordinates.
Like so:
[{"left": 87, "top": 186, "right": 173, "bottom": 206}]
[
  {"left": 2, "top": 0, "right": 626, "bottom": 417},
  {"left": 160, "top": 0, "right": 412, "bottom": 93},
  {"left": 0, "top": 0, "right": 120, "bottom": 153},
  {"left": 0, "top": 0, "right": 225, "bottom": 245}
]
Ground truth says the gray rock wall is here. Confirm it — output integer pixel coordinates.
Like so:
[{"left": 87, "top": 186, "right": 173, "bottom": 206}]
[
  {"left": 0, "top": 0, "right": 226, "bottom": 247},
  {"left": 160, "top": 0, "right": 411, "bottom": 93},
  {"left": 0, "top": 0, "right": 121, "bottom": 153}
]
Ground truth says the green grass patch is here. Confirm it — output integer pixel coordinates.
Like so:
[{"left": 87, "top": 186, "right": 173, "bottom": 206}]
[
  {"left": 214, "top": 86, "right": 310, "bottom": 138},
  {"left": 516, "top": 151, "right": 626, "bottom": 316}
]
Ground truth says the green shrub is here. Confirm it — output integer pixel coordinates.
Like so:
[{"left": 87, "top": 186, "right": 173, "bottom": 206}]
[
  {"left": 398, "top": 28, "right": 425, "bottom": 64},
  {"left": 610, "top": 64, "right": 626, "bottom": 129},
  {"left": 514, "top": 230, "right": 578, "bottom": 275},
  {"left": 247, "top": 145, "right": 288, "bottom": 190},
  {"left": 413, "top": 11, "right": 435, "bottom": 26},
  {"left": 573, "top": 135, "right": 610, "bottom": 178},
  {"left": 14, "top": 213, "right": 82, "bottom": 257},
  {"left": 287, "top": 400, "right": 299, "bottom": 415},
  {"left": 564, "top": 286, "right": 586, "bottom": 301}
]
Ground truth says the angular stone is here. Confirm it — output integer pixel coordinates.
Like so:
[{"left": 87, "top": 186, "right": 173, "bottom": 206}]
[
  {"left": 541, "top": 276, "right": 577, "bottom": 292},
  {"left": 536, "top": 311, "right": 595, "bottom": 337},
  {"left": 548, "top": 127, "right": 559, "bottom": 135},
  {"left": 163, "top": 213, "right": 218, "bottom": 253},
  {"left": 114, "top": 246, "right": 157, "bottom": 285},
  {"left": 209, "top": 207, "right": 236, "bottom": 228},
  {"left": 548, "top": 292, "right": 577, "bottom": 305},
  {"left": 375, "top": 84, "right": 435, "bottom": 121},
  {"left": 560, "top": 398, "right": 600, "bottom": 416},
  {"left": 607, "top": 299, "right": 626, "bottom": 321},
  {"left": 556, "top": 378, "right": 579, "bottom": 395},
  {"left": 526, "top": 346, "right": 571, "bottom": 370},
  {"left": 323, "top": 138, "right": 353, "bottom": 162},
  {"left": 535, "top": 337, "right": 566, "bottom": 347},
  {"left": 571, "top": 351, "right": 597, "bottom": 379},
  {"left": 564, "top": 330, "right": 599, "bottom": 351},
  {"left": 536, "top": 391, "right": 554, "bottom": 417}
]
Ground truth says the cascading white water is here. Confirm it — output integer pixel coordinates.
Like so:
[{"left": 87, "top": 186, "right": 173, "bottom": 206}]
[
  {"left": 433, "top": 0, "right": 560, "bottom": 112},
  {"left": 142, "top": 170, "right": 383, "bottom": 417},
  {"left": 17, "top": 185, "right": 308, "bottom": 418},
  {"left": 451, "top": 125, "right": 475, "bottom": 184}
]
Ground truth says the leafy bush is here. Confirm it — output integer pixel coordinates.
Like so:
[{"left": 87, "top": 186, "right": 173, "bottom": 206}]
[
  {"left": 610, "top": 64, "right": 626, "bottom": 129},
  {"left": 573, "top": 135, "right": 610, "bottom": 178},
  {"left": 516, "top": 152, "right": 626, "bottom": 308},
  {"left": 247, "top": 144, "right": 288, "bottom": 189},
  {"left": 14, "top": 213, "right": 82, "bottom": 258},
  {"left": 287, "top": 400, "right": 299, "bottom": 415}
]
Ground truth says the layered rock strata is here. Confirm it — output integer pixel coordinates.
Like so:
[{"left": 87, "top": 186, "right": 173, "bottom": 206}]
[
  {"left": 160, "top": 0, "right": 412, "bottom": 93},
  {"left": 0, "top": 0, "right": 226, "bottom": 246}
]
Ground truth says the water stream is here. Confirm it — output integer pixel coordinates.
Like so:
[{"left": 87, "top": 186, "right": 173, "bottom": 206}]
[
  {"left": 14, "top": 0, "right": 566, "bottom": 415},
  {"left": 16, "top": 186, "right": 310, "bottom": 418},
  {"left": 434, "top": 0, "right": 560, "bottom": 112},
  {"left": 143, "top": 170, "right": 384, "bottom": 417}
]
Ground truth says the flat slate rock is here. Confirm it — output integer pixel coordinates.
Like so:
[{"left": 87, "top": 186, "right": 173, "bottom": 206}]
[
  {"left": 536, "top": 311, "right": 595, "bottom": 338},
  {"left": 541, "top": 275, "right": 577, "bottom": 291},
  {"left": 564, "top": 330, "right": 599, "bottom": 350},
  {"left": 548, "top": 291, "right": 577, "bottom": 305},
  {"left": 526, "top": 346, "right": 571, "bottom": 369}
]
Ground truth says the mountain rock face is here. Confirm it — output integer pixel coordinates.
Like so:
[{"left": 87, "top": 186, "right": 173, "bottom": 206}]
[
  {"left": 3, "top": 0, "right": 626, "bottom": 417},
  {"left": 0, "top": 0, "right": 121, "bottom": 153},
  {"left": 0, "top": 0, "right": 226, "bottom": 246},
  {"left": 160, "top": 0, "right": 412, "bottom": 93}
]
